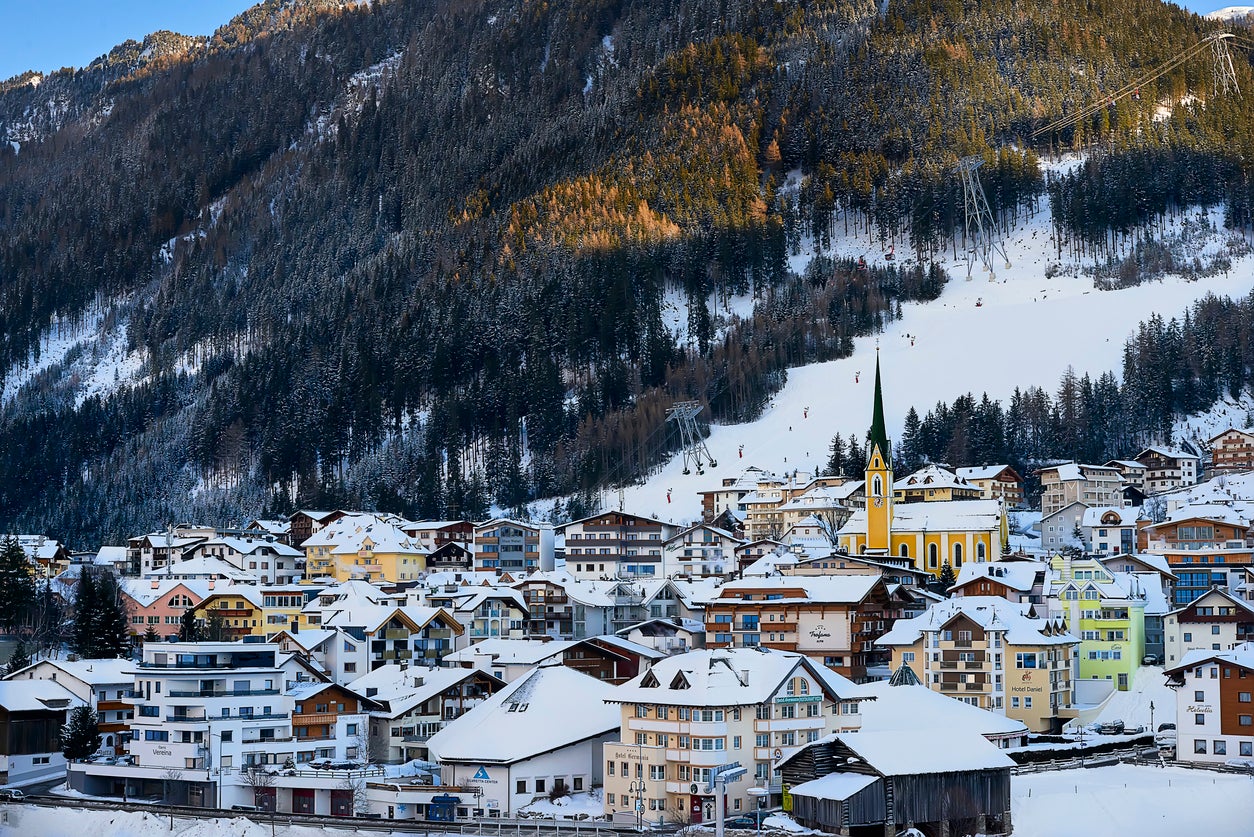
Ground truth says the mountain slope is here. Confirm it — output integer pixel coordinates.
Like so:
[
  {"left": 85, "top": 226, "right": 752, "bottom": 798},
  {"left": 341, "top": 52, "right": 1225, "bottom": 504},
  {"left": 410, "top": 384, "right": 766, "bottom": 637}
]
[{"left": 2, "top": 0, "right": 1254, "bottom": 545}]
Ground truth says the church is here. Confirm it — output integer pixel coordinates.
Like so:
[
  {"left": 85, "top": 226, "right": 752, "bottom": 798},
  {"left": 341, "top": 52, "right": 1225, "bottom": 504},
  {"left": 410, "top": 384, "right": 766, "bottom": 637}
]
[{"left": 837, "top": 357, "right": 1008, "bottom": 577}]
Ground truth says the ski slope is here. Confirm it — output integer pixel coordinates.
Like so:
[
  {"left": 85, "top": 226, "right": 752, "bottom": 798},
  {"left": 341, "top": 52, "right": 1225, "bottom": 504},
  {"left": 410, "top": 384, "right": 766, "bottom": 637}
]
[{"left": 615, "top": 200, "right": 1254, "bottom": 525}]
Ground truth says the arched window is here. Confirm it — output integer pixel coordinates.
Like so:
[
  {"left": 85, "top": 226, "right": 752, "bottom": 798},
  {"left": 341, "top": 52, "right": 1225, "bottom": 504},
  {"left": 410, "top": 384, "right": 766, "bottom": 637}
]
[
  {"left": 899, "top": 544, "right": 910, "bottom": 558},
  {"left": 977, "top": 542, "right": 987, "bottom": 561},
  {"left": 872, "top": 475, "right": 883, "bottom": 497},
  {"left": 953, "top": 543, "right": 963, "bottom": 566},
  {"left": 928, "top": 543, "right": 938, "bottom": 568}
]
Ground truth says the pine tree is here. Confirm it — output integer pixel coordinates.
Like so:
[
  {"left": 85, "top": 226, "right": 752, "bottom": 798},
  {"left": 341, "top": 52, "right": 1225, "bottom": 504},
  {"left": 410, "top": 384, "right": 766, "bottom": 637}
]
[
  {"left": 143, "top": 625, "right": 160, "bottom": 643},
  {"left": 937, "top": 560, "right": 956, "bottom": 592},
  {"left": 205, "top": 610, "right": 228, "bottom": 641},
  {"left": 91, "top": 571, "right": 132, "bottom": 659},
  {"left": 178, "top": 607, "right": 202, "bottom": 642},
  {"left": 71, "top": 571, "right": 98, "bottom": 658},
  {"left": 3, "top": 639, "right": 30, "bottom": 675},
  {"left": 0, "top": 535, "right": 35, "bottom": 634},
  {"left": 825, "top": 434, "right": 846, "bottom": 476},
  {"left": 61, "top": 706, "right": 101, "bottom": 762}
]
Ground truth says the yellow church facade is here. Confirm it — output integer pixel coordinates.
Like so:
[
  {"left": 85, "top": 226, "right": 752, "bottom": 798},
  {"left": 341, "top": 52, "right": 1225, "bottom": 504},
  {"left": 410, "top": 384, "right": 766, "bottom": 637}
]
[{"left": 836, "top": 357, "right": 1008, "bottom": 577}]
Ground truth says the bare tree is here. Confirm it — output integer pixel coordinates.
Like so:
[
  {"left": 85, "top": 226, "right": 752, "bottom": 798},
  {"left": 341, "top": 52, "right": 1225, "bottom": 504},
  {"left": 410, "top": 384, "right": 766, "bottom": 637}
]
[
  {"left": 242, "top": 766, "right": 276, "bottom": 810},
  {"left": 338, "top": 773, "right": 370, "bottom": 816}
]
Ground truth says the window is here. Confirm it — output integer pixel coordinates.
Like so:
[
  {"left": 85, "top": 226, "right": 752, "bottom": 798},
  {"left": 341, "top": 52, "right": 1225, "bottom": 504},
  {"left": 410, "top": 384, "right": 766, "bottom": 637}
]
[
  {"left": 1024, "top": 697, "right": 1032, "bottom": 708},
  {"left": 1239, "top": 716, "right": 1253, "bottom": 727},
  {"left": 517, "top": 780, "right": 527, "bottom": 794},
  {"left": 535, "top": 779, "right": 546, "bottom": 793},
  {"left": 621, "top": 762, "right": 629, "bottom": 777},
  {"left": 1213, "top": 626, "right": 1222, "bottom": 635},
  {"left": 574, "top": 778, "right": 583, "bottom": 791},
  {"left": 1183, "top": 633, "right": 1193, "bottom": 642},
  {"left": 1196, "top": 714, "right": 1206, "bottom": 726},
  {"left": 650, "top": 765, "right": 666, "bottom": 780},
  {"left": 1011, "top": 697, "right": 1020, "bottom": 708},
  {"left": 607, "top": 761, "right": 615, "bottom": 776},
  {"left": 1242, "top": 742, "right": 1253, "bottom": 757},
  {"left": 1195, "top": 691, "right": 1206, "bottom": 702},
  {"left": 1240, "top": 693, "right": 1252, "bottom": 703},
  {"left": 1214, "top": 741, "right": 1227, "bottom": 755}
]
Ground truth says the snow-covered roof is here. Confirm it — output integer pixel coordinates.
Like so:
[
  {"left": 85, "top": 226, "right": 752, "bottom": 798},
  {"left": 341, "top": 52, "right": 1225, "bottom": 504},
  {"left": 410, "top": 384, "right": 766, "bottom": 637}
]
[
  {"left": 715, "top": 575, "right": 882, "bottom": 604},
  {"left": 147, "top": 554, "right": 257, "bottom": 582},
  {"left": 857, "top": 680, "right": 1028, "bottom": 738},
  {"left": 952, "top": 561, "right": 1042, "bottom": 593},
  {"left": 303, "top": 513, "right": 429, "bottom": 556},
  {"left": 796, "top": 730, "right": 1015, "bottom": 776},
  {"left": 1157, "top": 502, "right": 1250, "bottom": 528},
  {"left": 1137, "top": 445, "right": 1199, "bottom": 462},
  {"left": 740, "top": 550, "right": 799, "bottom": 578},
  {"left": 0, "top": 679, "right": 85, "bottom": 712},
  {"left": 1080, "top": 506, "right": 1142, "bottom": 528},
  {"left": 1170, "top": 642, "right": 1254, "bottom": 675},
  {"left": 894, "top": 464, "right": 979, "bottom": 492},
  {"left": 426, "top": 662, "right": 619, "bottom": 763},
  {"left": 1105, "top": 459, "right": 1146, "bottom": 471},
  {"left": 1097, "top": 551, "right": 1175, "bottom": 579},
  {"left": 610, "top": 647, "right": 871, "bottom": 707},
  {"left": 196, "top": 537, "right": 302, "bottom": 557},
  {"left": 443, "top": 638, "right": 575, "bottom": 667},
  {"left": 617, "top": 617, "right": 705, "bottom": 636},
  {"left": 788, "top": 772, "right": 879, "bottom": 801},
  {"left": 956, "top": 465, "right": 1019, "bottom": 482},
  {"left": 321, "top": 604, "right": 455, "bottom": 634},
  {"left": 450, "top": 587, "right": 528, "bottom": 614},
  {"left": 247, "top": 519, "right": 290, "bottom": 534},
  {"left": 840, "top": 500, "right": 1002, "bottom": 536},
  {"left": 1134, "top": 573, "right": 1170, "bottom": 616},
  {"left": 1040, "top": 462, "right": 1119, "bottom": 482},
  {"left": 1167, "top": 588, "right": 1254, "bottom": 618},
  {"left": 346, "top": 663, "right": 501, "bottom": 717},
  {"left": 93, "top": 546, "right": 129, "bottom": 565},
  {"left": 7, "top": 657, "right": 134, "bottom": 686},
  {"left": 118, "top": 577, "right": 208, "bottom": 607},
  {"left": 664, "top": 523, "right": 744, "bottom": 546},
  {"left": 878, "top": 596, "right": 1076, "bottom": 647}
]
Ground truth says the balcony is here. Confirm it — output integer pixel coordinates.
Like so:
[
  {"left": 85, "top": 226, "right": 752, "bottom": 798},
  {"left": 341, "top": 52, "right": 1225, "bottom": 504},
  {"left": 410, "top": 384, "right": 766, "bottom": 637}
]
[
  {"left": 167, "top": 688, "right": 280, "bottom": 698},
  {"left": 964, "top": 661, "right": 985, "bottom": 670},
  {"left": 293, "top": 712, "right": 338, "bottom": 727},
  {"left": 243, "top": 735, "right": 295, "bottom": 744},
  {"left": 939, "top": 661, "right": 958, "bottom": 670},
  {"left": 383, "top": 629, "right": 409, "bottom": 640}
]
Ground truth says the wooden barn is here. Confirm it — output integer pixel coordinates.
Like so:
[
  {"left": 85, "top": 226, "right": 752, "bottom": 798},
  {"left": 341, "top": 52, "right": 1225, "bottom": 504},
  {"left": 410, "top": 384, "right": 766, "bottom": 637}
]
[{"left": 778, "top": 730, "right": 1014, "bottom": 837}]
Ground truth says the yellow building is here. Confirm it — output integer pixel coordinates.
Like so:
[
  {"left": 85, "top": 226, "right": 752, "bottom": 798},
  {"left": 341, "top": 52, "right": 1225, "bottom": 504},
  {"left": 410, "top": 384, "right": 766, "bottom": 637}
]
[
  {"left": 838, "top": 357, "right": 1008, "bottom": 576},
  {"left": 302, "top": 513, "right": 429, "bottom": 583},
  {"left": 192, "top": 584, "right": 266, "bottom": 639},
  {"left": 893, "top": 464, "right": 984, "bottom": 503}
]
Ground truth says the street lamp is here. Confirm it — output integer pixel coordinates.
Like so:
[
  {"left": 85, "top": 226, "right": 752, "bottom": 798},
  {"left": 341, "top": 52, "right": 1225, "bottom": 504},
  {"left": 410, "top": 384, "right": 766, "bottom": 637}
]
[
  {"left": 746, "top": 785, "right": 768, "bottom": 837},
  {"left": 627, "top": 738, "right": 648, "bottom": 831}
]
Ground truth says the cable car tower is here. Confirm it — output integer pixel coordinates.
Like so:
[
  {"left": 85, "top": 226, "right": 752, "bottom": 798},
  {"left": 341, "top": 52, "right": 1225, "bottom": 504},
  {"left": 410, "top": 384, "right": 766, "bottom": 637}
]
[
  {"left": 666, "top": 401, "right": 717, "bottom": 475},
  {"left": 956, "top": 156, "right": 1011, "bottom": 280}
]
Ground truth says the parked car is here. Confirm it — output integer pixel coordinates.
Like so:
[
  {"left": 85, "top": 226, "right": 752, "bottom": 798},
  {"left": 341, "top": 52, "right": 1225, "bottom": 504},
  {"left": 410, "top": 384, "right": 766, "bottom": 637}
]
[
  {"left": 1092, "top": 719, "right": 1125, "bottom": 735},
  {"left": 0, "top": 789, "right": 25, "bottom": 802},
  {"left": 724, "top": 812, "right": 769, "bottom": 829},
  {"left": 1142, "top": 654, "right": 1160, "bottom": 665},
  {"left": 1157, "top": 723, "right": 1176, "bottom": 733},
  {"left": 1224, "top": 757, "right": 1254, "bottom": 771}
]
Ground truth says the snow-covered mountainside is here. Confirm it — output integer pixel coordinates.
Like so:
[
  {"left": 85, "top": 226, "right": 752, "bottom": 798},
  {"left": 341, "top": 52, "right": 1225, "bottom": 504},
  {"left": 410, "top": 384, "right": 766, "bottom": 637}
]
[{"left": 613, "top": 175, "right": 1254, "bottom": 524}]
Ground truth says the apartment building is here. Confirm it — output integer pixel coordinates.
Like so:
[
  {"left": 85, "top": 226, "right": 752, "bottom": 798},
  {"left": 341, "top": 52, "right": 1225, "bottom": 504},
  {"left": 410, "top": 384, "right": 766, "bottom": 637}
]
[
  {"left": 473, "top": 519, "right": 554, "bottom": 574},
  {"left": 703, "top": 576, "right": 898, "bottom": 682},
  {"left": 1163, "top": 588, "right": 1254, "bottom": 666},
  {"left": 877, "top": 597, "right": 1078, "bottom": 732},
  {"left": 1208, "top": 428, "right": 1254, "bottom": 474},
  {"left": 956, "top": 465, "right": 1025, "bottom": 508},
  {"left": 1036, "top": 463, "right": 1123, "bottom": 517},
  {"left": 1142, "top": 503, "right": 1254, "bottom": 604},
  {"left": 603, "top": 648, "right": 869, "bottom": 824},
  {"left": 4, "top": 658, "right": 133, "bottom": 755},
  {"left": 662, "top": 524, "right": 744, "bottom": 578},
  {"left": 1165, "top": 644, "right": 1254, "bottom": 765},
  {"left": 302, "top": 513, "right": 429, "bottom": 583},
  {"left": 893, "top": 465, "right": 984, "bottom": 503},
  {"left": 560, "top": 512, "right": 676, "bottom": 580},
  {"left": 1134, "top": 446, "right": 1200, "bottom": 494},
  {"left": 185, "top": 537, "right": 304, "bottom": 584},
  {"left": 1045, "top": 555, "right": 1147, "bottom": 691}
]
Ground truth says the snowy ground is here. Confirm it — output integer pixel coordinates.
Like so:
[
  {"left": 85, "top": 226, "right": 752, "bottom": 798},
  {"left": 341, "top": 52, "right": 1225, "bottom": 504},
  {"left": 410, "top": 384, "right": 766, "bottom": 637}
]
[
  {"left": 519, "top": 789, "right": 607, "bottom": 819},
  {"left": 610, "top": 200, "right": 1254, "bottom": 524},
  {"left": 1011, "top": 764, "right": 1254, "bottom": 837},
  {"left": 1076, "top": 665, "right": 1177, "bottom": 729}
]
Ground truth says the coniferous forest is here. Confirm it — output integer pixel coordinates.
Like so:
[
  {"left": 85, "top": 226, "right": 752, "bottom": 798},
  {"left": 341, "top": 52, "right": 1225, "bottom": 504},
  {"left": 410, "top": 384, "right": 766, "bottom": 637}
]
[{"left": 1, "top": 0, "right": 1254, "bottom": 545}]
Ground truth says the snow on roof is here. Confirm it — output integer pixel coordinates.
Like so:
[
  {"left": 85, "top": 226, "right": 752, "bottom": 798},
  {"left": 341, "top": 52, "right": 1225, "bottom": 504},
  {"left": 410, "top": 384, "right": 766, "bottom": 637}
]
[
  {"left": 878, "top": 596, "right": 1076, "bottom": 647},
  {"left": 1080, "top": 506, "right": 1142, "bottom": 528},
  {"left": 610, "top": 647, "right": 871, "bottom": 707},
  {"left": 1097, "top": 551, "right": 1175, "bottom": 578},
  {"left": 450, "top": 586, "right": 527, "bottom": 614},
  {"left": 589, "top": 634, "right": 665, "bottom": 660},
  {"left": 120, "top": 577, "right": 213, "bottom": 607},
  {"left": 302, "top": 513, "right": 429, "bottom": 556},
  {"left": 664, "top": 522, "right": 744, "bottom": 546},
  {"left": 952, "top": 561, "right": 1041, "bottom": 592},
  {"left": 716, "top": 575, "right": 882, "bottom": 604},
  {"left": 823, "top": 729, "right": 1015, "bottom": 775},
  {"left": 197, "top": 536, "right": 302, "bottom": 557},
  {"left": 741, "top": 551, "right": 799, "bottom": 577},
  {"left": 1137, "top": 445, "right": 1199, "bottom": 461},
  {"left": 0, "top": 679, "right": 85, "bottom": 712},
  {"left": 667, "top": 577, "right": 725, "bottom": 608},
  {"left": 617, "top": 617, "right": 705, "bottom": 636},
  {"left": 1171, "top": 642, "right": 1254, "bottom": 674},
  {"left": 893, "top": 464, "right": 979, "bottom": 492},
  {"left": 8, "top": 657, "right": 134, "bottom": 686},
  {"left": 147, "top": 554, "right": 257, "bottom": 582},
  {"left": 93, "top": 545, "right": 129, "bottom": 565},
  {"left": 1134, "top": 573, "right": 1170, "bottom": 616},
  {"left": 443, "top": 638, "right": 575, "bottom": 666},
  {"left": 247, "top": 519, "right": 290, "bottom": 534},
  {"left": 857, "top": 680, "right": 1028, "bottom": 738},
  {"left": 1168, "top": 588, "right": 1254, "bottom": 618},
  {"left": 426, "top": 662, "right": 619, "bottom": 764},
  {"left": 274, "top": 628, "right": 336, "bottom": 652},
  {"left": 1041, "top": 462, "right": 1119, "bottom": 482},
  {"left": 346, "top": 663, "right": 500, "bottom": 717},
  {"left": 1159, "top": 502, "right": 1250, "bottom": 527},
  {"left": 956, "top": 465, "right": 1018, "bottom": 482},
  {"left": 788, "top": 772, "right": 879, "bottom": 801},
  {"left": 321, "top": 604, "right": 453, "bottom": 633},
  {"left": 1105, "top": 459, "right": 1146, "bottom": 471},
  {"left": 840, "top": 500, "right": 1002, "bottom": 536}
]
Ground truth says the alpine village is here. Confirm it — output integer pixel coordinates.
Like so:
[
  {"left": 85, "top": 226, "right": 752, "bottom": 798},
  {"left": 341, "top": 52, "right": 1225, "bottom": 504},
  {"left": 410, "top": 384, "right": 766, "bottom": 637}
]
[{"left": 2, "top": 1, "right": 1254, "bottom": 836}]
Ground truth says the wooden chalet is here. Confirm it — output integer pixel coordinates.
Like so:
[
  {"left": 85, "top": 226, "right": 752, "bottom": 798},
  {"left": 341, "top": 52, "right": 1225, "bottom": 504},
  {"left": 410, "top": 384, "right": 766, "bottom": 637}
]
[{"left": 779, "top": 731, "right": 1014, "bottom": 837}]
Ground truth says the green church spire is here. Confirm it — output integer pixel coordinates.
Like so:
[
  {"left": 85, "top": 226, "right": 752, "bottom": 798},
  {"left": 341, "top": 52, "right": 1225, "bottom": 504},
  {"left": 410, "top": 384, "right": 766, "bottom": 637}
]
[{"left": 869, "top": 351, "right": 890, "bottom": 466}]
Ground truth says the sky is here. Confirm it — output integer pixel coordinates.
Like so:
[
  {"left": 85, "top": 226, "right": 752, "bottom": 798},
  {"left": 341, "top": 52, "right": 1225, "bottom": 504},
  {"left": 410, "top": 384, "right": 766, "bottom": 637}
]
[
  {"left": 0, "top": 1, "right": 1243, "bottom": 82},
  {"left": 0, "top": 1, "right": 257, "bottom": 82}
]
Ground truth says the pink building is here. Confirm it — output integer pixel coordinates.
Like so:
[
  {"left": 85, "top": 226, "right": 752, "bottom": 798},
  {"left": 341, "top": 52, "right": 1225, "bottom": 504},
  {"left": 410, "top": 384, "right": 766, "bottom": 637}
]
[{"left": 120, "top": 579, "right": 211, "bottom": 639}]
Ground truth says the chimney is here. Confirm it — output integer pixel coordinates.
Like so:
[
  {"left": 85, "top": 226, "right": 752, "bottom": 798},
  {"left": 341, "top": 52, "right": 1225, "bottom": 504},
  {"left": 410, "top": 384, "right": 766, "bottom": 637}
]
[
  {"left": 740, "top": 669, "right": 750, "bottom": 685},
  {"left": 208, "top": 579, "right": 215, "bottom": 590},
  {"left": 151, "top": 579, "right": 160, "bottom": 589},
  {"left": 413, "top": 676, "right": 424, "bottom": 688}
]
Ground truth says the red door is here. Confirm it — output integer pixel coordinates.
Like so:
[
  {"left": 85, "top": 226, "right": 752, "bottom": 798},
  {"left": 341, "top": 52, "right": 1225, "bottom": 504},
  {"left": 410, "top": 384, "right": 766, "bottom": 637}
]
[
  {"left": 690, "top": 796, "right": 704, "bottom": 824},
  {"left": 292, "top": 788, "right": 315, "bottom": 815}
]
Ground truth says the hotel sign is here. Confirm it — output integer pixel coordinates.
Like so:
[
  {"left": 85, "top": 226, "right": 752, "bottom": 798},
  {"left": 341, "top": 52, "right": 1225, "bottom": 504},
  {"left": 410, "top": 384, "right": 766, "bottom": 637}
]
[{"left": 775, "top": 695, "right": 824, "bottom": 704}]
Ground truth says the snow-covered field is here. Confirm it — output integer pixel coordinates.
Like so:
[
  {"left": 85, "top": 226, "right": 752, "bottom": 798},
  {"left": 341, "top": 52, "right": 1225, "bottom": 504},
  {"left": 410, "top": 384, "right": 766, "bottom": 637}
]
[
  {"left": 1012, "top": 764, "right": 1254, "bottom": 837},
  {"left": 10, "top": 765, "right": 1250, "bottom": 837},
  {"left": 1077, "top": 665, "right": 1177, "bottom": 729},
  {"left": 613, "top": 198, "right": 1254, "bottom": 525}
]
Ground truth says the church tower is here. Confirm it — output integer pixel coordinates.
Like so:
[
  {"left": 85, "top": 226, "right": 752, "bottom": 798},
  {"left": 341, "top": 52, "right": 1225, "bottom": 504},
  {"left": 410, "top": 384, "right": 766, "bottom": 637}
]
[{"left": 865, "top": 353, "right": 893, "bottom": 554}]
